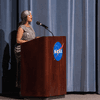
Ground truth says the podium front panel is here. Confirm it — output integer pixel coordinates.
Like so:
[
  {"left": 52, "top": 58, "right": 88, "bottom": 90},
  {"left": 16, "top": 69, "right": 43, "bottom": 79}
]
[{"left": 20, "top": 36, "right": 66, "bottom": 97}]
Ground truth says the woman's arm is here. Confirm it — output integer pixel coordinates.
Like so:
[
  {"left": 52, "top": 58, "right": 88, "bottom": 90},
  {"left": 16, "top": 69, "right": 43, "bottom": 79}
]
[{"left": 16, "top": 27, "right": 28, "bottom": 44}]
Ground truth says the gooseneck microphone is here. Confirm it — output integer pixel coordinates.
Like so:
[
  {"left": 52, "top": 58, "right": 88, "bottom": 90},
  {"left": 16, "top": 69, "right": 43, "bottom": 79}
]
[
  {"left": 36, "top": 21, "right": 54, "bottom": 36},
  {"left": 36, "top": 21, "right": 48, "bottom": 29}
]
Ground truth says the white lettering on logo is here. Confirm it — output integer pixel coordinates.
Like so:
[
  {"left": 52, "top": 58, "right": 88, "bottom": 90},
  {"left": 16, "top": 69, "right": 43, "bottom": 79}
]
[{"left": 54, "top": 49, "right": 62, "bottom": 54}]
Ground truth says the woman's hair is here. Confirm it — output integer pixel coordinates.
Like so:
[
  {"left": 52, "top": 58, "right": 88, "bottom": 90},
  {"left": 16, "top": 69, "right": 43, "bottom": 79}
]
[{"left": 18, "top": 10, "right": 31, "bottom": 28}]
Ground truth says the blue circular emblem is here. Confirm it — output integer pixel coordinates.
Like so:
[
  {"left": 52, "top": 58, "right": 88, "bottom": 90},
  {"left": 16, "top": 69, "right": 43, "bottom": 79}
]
[{"left": 53, "top": 42, "right": 63, "bottom": 61}]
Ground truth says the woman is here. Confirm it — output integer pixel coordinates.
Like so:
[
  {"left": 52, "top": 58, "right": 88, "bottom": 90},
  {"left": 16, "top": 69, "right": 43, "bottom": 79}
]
[{"left": 14, "top": 10, "right": 39, "bottom": 89}]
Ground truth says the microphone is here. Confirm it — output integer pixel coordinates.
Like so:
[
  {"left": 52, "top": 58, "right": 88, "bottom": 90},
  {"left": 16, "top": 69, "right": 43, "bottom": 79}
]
[
  {"left": 36, "top": 21, "right": 48, "bottom": 29},
  {"left": 36, "top": 21, "right": 54, "bottom": 36}
]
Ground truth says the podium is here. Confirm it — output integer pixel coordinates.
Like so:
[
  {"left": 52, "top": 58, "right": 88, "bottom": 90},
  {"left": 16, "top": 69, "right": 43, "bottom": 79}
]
[{"left": 20, "top": 36, "right": 66, "bottom": 97}]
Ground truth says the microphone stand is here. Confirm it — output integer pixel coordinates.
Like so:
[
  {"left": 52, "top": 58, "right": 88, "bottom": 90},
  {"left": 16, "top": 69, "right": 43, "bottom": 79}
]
[
  {"left": 45, "top": 27, "right": 54, "bottom": 36},
  {"left": 44, "top": 28, "right": 46, "bottom": 36}
]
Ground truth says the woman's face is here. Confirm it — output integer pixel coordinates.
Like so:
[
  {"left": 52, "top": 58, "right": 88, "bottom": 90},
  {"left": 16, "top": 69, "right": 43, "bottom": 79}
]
[{"left": 27, "top": 13, "right": 32, "bottom": 22}]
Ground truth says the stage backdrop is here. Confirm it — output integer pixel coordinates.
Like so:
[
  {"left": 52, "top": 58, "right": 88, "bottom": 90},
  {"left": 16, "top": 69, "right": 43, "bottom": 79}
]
[{"left": 0, "top": 0, "right": 97, "bottom": 94}]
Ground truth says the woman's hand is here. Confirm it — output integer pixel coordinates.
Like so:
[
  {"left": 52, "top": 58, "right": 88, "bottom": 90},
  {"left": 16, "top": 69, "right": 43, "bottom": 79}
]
[{"left": 36, "top": 36, "right": 40, "bottom": 39}]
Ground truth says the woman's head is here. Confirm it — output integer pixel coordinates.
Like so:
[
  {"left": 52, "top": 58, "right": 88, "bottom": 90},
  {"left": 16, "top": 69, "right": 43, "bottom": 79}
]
[{"left": 20, "top": 10, "right": 32, "bottom": 25}]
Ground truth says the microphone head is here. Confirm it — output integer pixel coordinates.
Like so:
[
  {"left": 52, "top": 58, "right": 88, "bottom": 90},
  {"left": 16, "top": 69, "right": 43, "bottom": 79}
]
[{"left": 36, "top": 21, "right": 40, "bottom": 25}]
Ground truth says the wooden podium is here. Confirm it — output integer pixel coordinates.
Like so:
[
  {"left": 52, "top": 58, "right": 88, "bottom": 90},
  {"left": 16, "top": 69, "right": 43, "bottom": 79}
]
[{"left": 20, "top": 36, "right": 66, "bottom": 97}]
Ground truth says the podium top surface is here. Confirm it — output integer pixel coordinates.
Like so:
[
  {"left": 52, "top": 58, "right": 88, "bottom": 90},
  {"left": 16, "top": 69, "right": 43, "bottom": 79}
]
[{"left": 40, "top": 36, "right": 66, "bottom": 38}]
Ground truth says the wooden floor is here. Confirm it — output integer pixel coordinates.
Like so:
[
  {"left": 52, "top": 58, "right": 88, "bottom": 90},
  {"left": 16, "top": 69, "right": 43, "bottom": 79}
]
[{"left": 0, "top": 93, "right": 100, "bottom": 100}]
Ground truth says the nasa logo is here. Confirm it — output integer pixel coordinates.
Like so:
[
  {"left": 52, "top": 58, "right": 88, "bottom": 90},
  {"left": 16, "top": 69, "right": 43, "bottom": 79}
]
[{"left": 53, "top": 42, "right": 64, "bottom": 61}]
